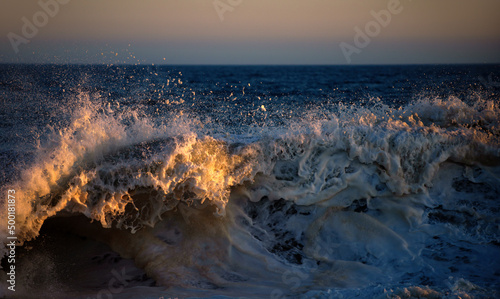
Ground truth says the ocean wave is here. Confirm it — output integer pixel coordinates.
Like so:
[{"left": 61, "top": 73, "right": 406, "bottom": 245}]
[{"left": 1, "top": 94, "right": 499, "bottom": 248}]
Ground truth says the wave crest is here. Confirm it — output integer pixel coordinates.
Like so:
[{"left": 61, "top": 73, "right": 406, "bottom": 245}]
[{"left": 1, "top": 95, "right": 499, "bottom": 254}]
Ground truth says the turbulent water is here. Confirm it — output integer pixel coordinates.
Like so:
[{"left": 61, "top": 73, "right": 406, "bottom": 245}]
[{"left": 1, "top": 65, "right": 500, "bottom": 298}]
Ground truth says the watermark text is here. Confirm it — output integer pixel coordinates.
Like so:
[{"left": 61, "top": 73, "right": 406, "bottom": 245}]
[
  {"left": 6, "top": 189, "right": 16, "bottom": 292},
  {"left": 7, "top": 0, "right": 71, "bottom": 53}
]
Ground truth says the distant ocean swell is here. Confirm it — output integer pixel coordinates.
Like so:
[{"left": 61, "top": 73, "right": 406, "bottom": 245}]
[{"left": 1, "top": 94, "right": 500, "bottom": 298}]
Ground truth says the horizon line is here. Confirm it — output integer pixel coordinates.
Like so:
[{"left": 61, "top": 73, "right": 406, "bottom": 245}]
[{"left": 0, "top": 62, "right": 499, "bottom": 67}]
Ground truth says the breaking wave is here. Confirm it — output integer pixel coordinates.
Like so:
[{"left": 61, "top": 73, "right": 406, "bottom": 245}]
[{"left": 1, "top": 94, "right": 500, "bottom": 297}]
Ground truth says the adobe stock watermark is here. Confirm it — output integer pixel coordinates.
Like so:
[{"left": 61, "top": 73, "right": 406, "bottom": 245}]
[
  {"left": 213, "top": 0, "right": 243, "bottom": 22},
  {"left": 7, "top": 0, "right": 71, "bottom": 54},
  {"left": 270, "top": 236, "right": 335, "bottom": 299},
  {"left": 479, "top": 73, "right": 500, "bottom": 89},
  {"left": 86, "top": 267, "right": 132, "bottom": 299},
  {"left": 340, "top": 0, "right": 411, "bottom": 64}
]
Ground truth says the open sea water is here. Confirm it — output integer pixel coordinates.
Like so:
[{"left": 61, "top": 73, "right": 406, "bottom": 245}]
[{"left": 1, "top": 64, "right": 500, "bottom": 298}]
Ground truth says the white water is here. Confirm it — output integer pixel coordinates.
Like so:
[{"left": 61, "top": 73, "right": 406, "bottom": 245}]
[{"left": 1, "top": 95, "right": 499, "bottom": 298}]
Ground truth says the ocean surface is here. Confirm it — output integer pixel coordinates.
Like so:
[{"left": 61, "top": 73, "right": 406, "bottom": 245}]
[{"left": 0, "top": 64, "right": 499, "bottom": 298}]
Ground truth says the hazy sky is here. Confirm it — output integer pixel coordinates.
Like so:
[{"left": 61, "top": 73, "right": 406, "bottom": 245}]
[{"left": 1, "top": 0, "right": 499, "bottom": 64}]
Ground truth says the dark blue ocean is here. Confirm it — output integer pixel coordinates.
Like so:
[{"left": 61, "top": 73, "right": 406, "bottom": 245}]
[{"left": 1, "top": 64, "right": 500, "bottom": 298}]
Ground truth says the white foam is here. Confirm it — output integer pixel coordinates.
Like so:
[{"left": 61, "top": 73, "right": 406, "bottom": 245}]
[{"left": 1, "top": 95, "right": 499, "bottom": 297}]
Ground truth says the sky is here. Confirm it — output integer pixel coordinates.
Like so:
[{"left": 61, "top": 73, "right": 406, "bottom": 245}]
[{"left": 0, "top": 0, "right": 499, "bottom": 65}]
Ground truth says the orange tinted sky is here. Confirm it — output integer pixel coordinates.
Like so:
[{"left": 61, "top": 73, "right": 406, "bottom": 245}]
[{"left": 1, "top": 0, "right": 499, "bottom": 64}]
